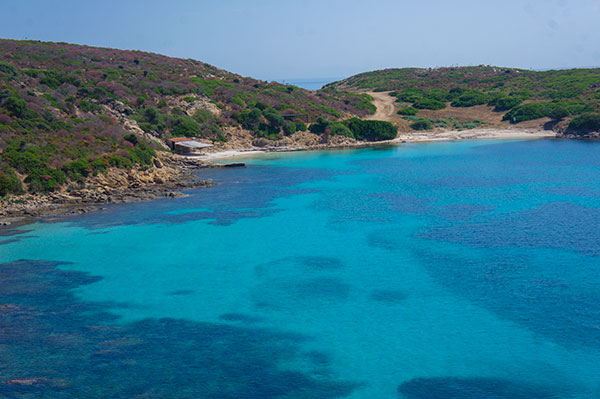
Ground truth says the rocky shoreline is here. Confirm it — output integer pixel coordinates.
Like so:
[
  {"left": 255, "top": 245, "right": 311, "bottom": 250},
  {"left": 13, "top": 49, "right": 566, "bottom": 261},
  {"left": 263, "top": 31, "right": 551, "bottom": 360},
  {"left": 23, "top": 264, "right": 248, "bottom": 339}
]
[{"left": 0, "top": 153, "right": 216, "bottom": 219}]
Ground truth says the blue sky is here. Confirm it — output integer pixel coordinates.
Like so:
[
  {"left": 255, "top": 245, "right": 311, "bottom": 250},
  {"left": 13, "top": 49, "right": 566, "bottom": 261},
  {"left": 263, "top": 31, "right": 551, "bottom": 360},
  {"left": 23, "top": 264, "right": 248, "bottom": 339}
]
[{"left": 2, "top": 0, "right": 599, "bottom": 80}]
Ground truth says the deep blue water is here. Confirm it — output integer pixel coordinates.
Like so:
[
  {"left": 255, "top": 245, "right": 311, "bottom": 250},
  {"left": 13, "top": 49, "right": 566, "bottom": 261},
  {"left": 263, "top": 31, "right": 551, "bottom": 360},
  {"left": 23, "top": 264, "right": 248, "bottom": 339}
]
[{"left": 2, "top": 139, "right": 600, "bottom": 398}]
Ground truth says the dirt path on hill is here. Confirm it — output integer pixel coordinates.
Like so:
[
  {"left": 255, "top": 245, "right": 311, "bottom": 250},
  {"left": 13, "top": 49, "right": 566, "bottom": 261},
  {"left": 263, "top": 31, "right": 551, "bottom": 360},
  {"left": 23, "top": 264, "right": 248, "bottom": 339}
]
[{"left": 365, "top": 91, "right": 396, "bottom": 121}]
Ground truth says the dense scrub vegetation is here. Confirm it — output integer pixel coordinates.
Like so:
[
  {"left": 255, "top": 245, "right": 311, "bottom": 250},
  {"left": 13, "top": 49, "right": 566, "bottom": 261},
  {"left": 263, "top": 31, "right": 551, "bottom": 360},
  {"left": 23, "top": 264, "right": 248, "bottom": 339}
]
[
  {"left": 568, "top": 113, "right": 600, "bottom": 133},
  {"left": 328, "top": 66, "right": 600, "bottom": 129},
  {"left": 309, "top": 117, "right": 397, "bottom": 141},
  {"left": 0, "top": 39, "right": 375, "bottom": 196}
]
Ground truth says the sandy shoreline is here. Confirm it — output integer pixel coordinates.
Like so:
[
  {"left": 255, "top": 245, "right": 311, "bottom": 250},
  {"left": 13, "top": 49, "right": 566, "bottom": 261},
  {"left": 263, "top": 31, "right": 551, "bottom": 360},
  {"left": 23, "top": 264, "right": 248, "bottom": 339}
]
[
  {"left": 394, "top": 128, "right": 556, "bottom": 142},
  {"left": 201, "top": 128, "right": 556, "bottom": 161}
]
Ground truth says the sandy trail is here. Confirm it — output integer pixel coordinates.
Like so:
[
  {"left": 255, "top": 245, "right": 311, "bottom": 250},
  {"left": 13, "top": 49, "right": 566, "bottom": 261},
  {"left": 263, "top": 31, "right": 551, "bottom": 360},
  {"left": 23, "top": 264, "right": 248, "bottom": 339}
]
[{"left": 365, "top": 91, "right": 397, "bottom": 122}]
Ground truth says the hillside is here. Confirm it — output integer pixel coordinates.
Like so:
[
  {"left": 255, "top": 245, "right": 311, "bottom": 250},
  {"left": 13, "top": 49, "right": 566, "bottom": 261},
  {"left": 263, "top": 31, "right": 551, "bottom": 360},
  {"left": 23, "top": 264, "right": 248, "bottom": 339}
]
[
  {"left": 0, "top": 39, "right": 385, "bottom": 200},
  {"left": 327, "top": 66, "right": 600, "bottom": 135}
]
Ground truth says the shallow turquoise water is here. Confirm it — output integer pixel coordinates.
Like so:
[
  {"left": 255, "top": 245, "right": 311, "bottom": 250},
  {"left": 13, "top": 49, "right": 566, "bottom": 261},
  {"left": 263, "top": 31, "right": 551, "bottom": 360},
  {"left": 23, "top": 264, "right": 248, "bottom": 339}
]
[{"left": 2, "top": 139, "right": 600, "bottom": 398}]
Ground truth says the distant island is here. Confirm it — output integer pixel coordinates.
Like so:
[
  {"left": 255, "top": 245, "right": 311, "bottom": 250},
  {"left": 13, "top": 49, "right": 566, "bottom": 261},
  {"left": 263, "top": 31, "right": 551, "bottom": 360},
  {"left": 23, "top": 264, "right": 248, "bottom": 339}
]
[{"left": 1, "top": 40, "right": 599, "bottom": 215}]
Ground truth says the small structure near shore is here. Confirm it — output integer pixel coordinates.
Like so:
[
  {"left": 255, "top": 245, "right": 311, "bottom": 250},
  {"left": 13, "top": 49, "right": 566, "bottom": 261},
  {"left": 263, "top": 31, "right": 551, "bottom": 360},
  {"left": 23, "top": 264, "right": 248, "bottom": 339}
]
[
  {"left": 280, "top": 110, "right": 304, "bottom": 121},
  {"left": 167, "top": 138, "right": 213, "bottom": 155}
]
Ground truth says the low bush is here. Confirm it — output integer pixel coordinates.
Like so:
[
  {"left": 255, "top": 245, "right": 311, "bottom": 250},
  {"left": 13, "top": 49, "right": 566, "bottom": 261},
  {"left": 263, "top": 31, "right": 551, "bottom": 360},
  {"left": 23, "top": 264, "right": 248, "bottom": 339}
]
[
  {"left": 346, "top": 118, "right": 397, "bottom": 141},
  {"left": 3, "top": 95, "right": 28, "bottom": 118},
  {"left": 63, "top": 158, "right": 92, "bottom": 181},
  {"left": 25, "top": 167, "right": 66, "bottom": 193},
  {"left": 79, "top": 99, "right": 102, "bottom": 113},
  {"left": 451, "top": 90, "right": 487, "bottom": 107},
  {"left": 423, "top": 89, "right": 449, "bottom": 102},
  {"left": 0, "top": 170, "right": 23, "bottom": 197},
  {"left": 124, "top": 133, "right": 139, "bottom": 145},
  {"left": 413, "top": 98, "right": 446, "bottom": 110},
  {"left": 356, "top": 94, "right": 376, "bottom": 114},
  {"left": 170, "top": 115, "right": 200, "bottom": 137},
  {"left": 310, "top": 117, "right": 396, "bottom": 141},
  {"left": 548, "top": 106, "right": 569, "bottom": 120},
  {"left": 568, "top": 113, "right": 600, "bottom": 133},
  {"left": 295, "top": 121, "right": 307, "bottom": 131},
  {"left": 395, "top": 88, "right": 423, "bottom": 103},
  {"left": 488, "top": 96, "right": 522, "bottom": 111},
  {"left": 397, "top": 106, "right": 418, "bottom": 116},
  {"left": 503, "top": 103, "right": 550, "bottom": 123},
  {"left": 410, "top": 119, "right": 433, "bottom": 130},
  {"left": 328, "top": 121, "right": 353, "bottom": 137}
]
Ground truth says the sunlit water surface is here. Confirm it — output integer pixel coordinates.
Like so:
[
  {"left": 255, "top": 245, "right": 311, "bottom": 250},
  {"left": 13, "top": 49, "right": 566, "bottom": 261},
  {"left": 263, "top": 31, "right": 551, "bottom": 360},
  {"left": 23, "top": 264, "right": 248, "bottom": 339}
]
[{"left": 2, "top": 139, "right": 600, "bottom": 398}]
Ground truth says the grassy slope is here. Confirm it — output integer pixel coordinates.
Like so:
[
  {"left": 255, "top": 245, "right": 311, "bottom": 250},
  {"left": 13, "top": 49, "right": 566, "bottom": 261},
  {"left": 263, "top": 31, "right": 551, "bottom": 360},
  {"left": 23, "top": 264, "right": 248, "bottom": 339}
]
[
  {"left": 0, "top": 39, "right": 377, "bottom": 197},
  {"left": 327, "top": 66, "right": 600, "bottom": 132}
]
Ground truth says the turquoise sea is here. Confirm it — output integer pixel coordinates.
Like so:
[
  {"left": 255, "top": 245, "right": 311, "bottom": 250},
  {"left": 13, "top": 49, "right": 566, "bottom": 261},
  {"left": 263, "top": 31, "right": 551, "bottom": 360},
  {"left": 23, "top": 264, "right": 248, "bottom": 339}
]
[{"left": 2, "top": 139, "right": 600, "bottom": 398}]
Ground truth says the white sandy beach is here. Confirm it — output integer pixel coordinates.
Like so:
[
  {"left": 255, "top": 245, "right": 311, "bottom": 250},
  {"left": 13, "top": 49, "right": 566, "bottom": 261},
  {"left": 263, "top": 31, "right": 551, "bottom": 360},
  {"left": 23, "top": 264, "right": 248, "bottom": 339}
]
[{"left": 199, "top": 128, "right": 556, "bottom": 161}]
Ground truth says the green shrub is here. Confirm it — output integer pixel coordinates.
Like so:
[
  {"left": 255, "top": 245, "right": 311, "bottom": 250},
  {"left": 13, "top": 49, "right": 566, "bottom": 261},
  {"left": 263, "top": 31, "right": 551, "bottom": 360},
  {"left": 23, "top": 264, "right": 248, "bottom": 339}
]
[
  {"left": 319, "top": 105, "right": 340, "bottom": 118},
  {"left": 0, "top": 62, "right": 17, "bottom": 76},
  {"left": 235, "top": 108, "right": 263, "bottom": 130},
  {"left": 63, "top": 158, "right": 91, "bottom": 181},
  {"left": 503, "top": 103, "right": 550, "bottom": 123},
  {"left": 548, "top": 106, "right": 569, "bottom": 120},
  {"left": 423, "top": 89, "right": 449, "bottom": 102},
  {"left": 448, "top": 87, "right": 467, "bottom": 100},
  {"left": 93, "top": 158, "right": 108, "bottom": 173},
  {"left": 25, "top": 168, "right": 66, "bottom": 193},
  {"left": 413, "top": 98, "right": 446, "bottom": 110},
  {"left": 3, "top": 96, "right": 28, "bottom": 118},
  {"left": 189, "top": 77, "right": 234, "bottom": 97},
  {"left": 397, "top": 106, "right": 418, "bottom": 116},
  {"left": 124, "top": 133, "right": 139, "bottom": 145},
  {"left": 488, "top": 96, "right": 522, "bottom": 111},
  {"left": 356, "top": 94, "right": 376, "bottom": 114},
  {"left": 451, "top": 90, "right": 487, "bottom": 107},
  {"left": 2, "top": 141, "right": 47, "bottom": 174},
  {"left": 346, "top": 118, "right": 397, "bottom": 141},
  {"left": 109, "top": 155, "right": 133, "bottom": 169},
  {"left": 231, "top": 95, "right": 245, "bottom": 107},
  {"left": 193, "top": 109, "right": 216, "bottom": 124},
  {"left": 309, "top": 117, "right": 329, "bottom": 134},
  {"left": 136, "top": 107, "right": 167, "bottom": 133},
  {"left": 127, "top": 145, "right": 155, "bottom": 166},
  {"left": 568, "top": 113, "right": 600, "bottom": 133},
  {"left": 395, "top": 88, "right": 423, "bottom": 103},
  {"left": 170, "top": 115, "right": 200, "bottom": 137},
  {"left": 328, "top": 121, "right": 353, "bottom": 137},
  {"left": 295, "top": 121, "right": 307, "bottom": 131},
  {"left": 282, "top": 122, "right": 296, "bottom": 136},
  {"left": 410, "top": 119, "right": 433, "bottom": 130},
  {"left": 79, "top": 99, "right": 102, "bottom": 113},
  {"left": 263, "top": 111, "right": 285, "bottom": 128},
  {"left": 0, "top": 170, "right": 23, "bottom": 197}
]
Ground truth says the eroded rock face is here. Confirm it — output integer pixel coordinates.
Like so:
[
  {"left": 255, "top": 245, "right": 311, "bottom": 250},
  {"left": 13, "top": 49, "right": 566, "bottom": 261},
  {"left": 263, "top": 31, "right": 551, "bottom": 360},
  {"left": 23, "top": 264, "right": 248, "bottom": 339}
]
[
  {"left": 169, "top": 95, "right": 221, "bottom": 117},
  {"left": 105, "top": 98, "right": 134, "bottom": 115},
  {"left": 0, "top": 154, "right": 213, "bottom": 218}
]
